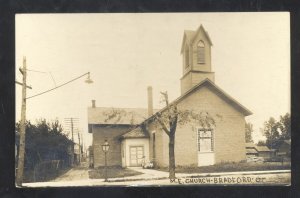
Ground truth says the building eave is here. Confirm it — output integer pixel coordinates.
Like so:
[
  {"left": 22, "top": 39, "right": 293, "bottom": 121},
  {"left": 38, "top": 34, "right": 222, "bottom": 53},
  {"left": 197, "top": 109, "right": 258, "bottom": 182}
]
[{"left": 143, "top": 78, "right": 252, "bottom": 125}]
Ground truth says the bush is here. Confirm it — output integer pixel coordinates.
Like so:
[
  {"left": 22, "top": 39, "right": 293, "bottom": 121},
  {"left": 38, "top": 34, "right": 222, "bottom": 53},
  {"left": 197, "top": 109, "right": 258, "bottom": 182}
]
[{"left": 23, "top": 160, "right": 71, "bottom": 182}]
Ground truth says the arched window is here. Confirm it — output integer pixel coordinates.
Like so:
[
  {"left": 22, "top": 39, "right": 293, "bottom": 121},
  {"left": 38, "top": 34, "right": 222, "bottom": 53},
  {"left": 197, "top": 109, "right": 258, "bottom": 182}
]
[
  {"left": 185, "top": 46, "right": 189, "bottom": 68},
  {"left": 197, "top": 40, "right": 205, "bottom": 64}
]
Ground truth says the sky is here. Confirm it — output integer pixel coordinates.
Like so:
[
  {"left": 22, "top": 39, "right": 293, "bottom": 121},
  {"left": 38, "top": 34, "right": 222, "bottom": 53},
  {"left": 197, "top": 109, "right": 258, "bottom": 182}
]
[{"left": 15, "top": 13, "right": 290, "bottom": 148}]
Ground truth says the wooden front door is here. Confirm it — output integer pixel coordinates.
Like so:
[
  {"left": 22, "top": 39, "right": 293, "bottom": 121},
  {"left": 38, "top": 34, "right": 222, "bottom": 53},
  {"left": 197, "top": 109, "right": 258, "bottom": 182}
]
[{"left": 129, "top": 146, "right": 144, "bottom": 166}]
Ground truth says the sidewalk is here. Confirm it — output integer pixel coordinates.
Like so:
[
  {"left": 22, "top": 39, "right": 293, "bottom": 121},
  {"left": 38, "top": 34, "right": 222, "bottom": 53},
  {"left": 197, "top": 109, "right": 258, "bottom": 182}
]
[
  {"left": 22, "top": 167, "right": 290, "bottom": 187},
  {"left": 108, "top": 167, "right": 291, "bottom": 182}
]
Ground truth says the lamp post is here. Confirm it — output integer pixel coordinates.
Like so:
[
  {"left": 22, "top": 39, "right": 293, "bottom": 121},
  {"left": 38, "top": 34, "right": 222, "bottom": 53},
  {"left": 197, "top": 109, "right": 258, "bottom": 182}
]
[
  {"left": 15, "top": 57, "right": 93, "bottom": 186},
  {"left": 102, "top": 140, "right": 110, "bottom": 182}
]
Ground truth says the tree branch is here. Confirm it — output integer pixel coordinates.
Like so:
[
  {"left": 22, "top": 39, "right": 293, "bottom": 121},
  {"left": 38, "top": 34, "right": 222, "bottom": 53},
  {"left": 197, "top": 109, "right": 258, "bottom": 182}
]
[{"left": 155, "top": 114, "right": 170, "bottom": 137}]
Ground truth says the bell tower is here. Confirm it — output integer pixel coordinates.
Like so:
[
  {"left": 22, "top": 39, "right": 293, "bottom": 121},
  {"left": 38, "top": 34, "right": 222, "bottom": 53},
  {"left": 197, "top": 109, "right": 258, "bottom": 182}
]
[{"left": 180, "top": 25, "right": 215, "bottom": 94}]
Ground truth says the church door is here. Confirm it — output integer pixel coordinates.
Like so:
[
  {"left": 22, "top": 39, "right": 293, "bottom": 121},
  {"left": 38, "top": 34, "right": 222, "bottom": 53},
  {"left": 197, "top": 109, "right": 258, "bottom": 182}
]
[{"left": 129, "top": 146, "right": 144, "bottom": 166}]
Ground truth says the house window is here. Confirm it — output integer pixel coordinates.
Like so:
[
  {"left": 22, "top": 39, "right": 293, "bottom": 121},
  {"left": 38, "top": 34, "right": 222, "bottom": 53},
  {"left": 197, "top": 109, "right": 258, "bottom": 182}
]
[
  {"left": 185, "top": 46, "right": 189, "bottom": 68},
  {"left": 197, "top": 41, "right": 205, "bottom": 64},
  {"left": 197, "top": 128, "right": 214, "bottom": 152}
]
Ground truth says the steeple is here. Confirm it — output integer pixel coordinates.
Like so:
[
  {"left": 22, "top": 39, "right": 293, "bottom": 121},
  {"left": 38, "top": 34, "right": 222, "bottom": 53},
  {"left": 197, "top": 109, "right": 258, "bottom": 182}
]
[{"left": 180, "top": 25, "right": 215, "bottom": 95}]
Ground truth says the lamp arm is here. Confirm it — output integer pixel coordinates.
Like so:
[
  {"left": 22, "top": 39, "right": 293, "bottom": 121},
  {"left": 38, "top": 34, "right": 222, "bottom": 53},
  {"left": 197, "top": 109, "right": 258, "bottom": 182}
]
[{"left": 26, "top": 72, "right": 90, "bottom": 100}]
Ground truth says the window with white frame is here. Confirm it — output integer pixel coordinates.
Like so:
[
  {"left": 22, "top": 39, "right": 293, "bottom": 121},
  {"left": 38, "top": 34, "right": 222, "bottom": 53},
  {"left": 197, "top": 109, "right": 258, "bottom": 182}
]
[
  {"left": 197, "top": 40, "right": 205, "bottom": 64},
  {"left": 197, "top": 128, "right": 214, "bottom": 152}
]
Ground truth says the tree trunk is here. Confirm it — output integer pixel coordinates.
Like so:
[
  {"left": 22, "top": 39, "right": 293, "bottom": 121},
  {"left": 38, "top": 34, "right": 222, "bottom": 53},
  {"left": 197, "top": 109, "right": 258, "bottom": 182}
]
[{"left": 169, "top": 133, "right": 175, "bottom": 179}]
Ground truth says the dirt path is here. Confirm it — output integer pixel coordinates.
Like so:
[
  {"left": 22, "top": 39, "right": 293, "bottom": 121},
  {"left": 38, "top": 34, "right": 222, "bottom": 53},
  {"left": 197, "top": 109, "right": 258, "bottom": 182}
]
[{"left": 52, "top": 162, "right": 90, "bottom": 182}]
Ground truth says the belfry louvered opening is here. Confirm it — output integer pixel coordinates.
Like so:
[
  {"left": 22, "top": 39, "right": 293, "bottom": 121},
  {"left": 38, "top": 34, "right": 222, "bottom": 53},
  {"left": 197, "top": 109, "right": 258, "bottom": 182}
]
[{"left": 197, "top": 40, "right": 205, "bottom": 64}]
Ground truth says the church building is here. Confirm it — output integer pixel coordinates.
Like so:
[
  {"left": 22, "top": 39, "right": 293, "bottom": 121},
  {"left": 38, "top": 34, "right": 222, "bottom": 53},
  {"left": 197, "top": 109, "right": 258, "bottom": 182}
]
[{"left": 88, "top": 25, "right": 252, "bottom": 168}]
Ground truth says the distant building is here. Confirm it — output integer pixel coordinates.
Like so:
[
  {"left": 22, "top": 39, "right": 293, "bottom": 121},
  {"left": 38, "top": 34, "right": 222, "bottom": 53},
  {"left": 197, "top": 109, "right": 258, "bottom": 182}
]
[
  {"left": 88, "top": 25, "right": 252, "bottom": 168},
  {"left": 246, "top": 143, "right": 273, "bottom": 159},
  {"left": 256, "top": 146, "right": 272, "bottom": 158},
  {"left": 277, "top": 140, "right": 291, "bottom": 158}
]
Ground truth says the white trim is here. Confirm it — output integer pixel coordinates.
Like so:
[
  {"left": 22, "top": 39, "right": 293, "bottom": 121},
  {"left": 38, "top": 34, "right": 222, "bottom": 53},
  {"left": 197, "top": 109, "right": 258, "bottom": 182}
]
[
  {"left": 196, "top": 127, "right": 215, "bottom": 166},
  {"left": 196, "top": 127, "right": 214, "bottom": 153}
]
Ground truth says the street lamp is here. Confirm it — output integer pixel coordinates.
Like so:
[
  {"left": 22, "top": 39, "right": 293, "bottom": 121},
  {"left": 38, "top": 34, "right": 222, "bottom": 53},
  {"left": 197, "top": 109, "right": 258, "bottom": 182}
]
[
  {"left": 85, "top": 72, "right": 93, "bottom": 84},
  {"left": 102, "top": 140, "right": 110, "bottom": 182}
]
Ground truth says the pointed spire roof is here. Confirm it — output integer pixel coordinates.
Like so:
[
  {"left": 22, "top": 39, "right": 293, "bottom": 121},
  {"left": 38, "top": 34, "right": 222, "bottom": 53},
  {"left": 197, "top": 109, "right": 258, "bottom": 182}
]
[{"left": 181, "top": 25, "right": 213, "bottom": 54}]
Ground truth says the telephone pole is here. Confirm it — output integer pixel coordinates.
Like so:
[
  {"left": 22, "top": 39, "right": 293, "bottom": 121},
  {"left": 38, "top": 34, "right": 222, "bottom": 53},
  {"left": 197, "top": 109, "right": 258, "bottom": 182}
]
[
  {"left": 78, "top": 130, "right": 81, "bottom": 163},
  {"left": 64, "top": 118, "right": 79, "bottom": 166},
  {"left": 16, "top": 57, "right": 28, "bottom": 186}
]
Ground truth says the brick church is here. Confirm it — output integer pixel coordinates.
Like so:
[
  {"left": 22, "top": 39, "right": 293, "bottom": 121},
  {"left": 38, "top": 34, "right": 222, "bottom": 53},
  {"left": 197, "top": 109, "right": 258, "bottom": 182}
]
[{"left": 88, "top": 25, "right": 252, "bottom": 168}]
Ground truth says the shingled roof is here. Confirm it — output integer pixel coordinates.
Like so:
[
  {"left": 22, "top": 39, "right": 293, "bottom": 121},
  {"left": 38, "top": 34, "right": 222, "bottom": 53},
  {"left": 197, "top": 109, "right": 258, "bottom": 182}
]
[
  {"left": 121, "top": 126, "right": 149, "bottom": 139},
  {"left": 88, "top": 107, "right": 159, "bottom": 125}
]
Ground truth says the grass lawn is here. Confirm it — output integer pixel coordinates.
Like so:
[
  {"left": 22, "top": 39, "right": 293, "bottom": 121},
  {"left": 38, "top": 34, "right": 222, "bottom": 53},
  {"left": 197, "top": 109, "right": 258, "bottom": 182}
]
[
  {"left": 157, "top": 162, "right": 291, "bottom": 174},
  {"left": 89, "top": 166, "right": 143, "bottom": 179}
]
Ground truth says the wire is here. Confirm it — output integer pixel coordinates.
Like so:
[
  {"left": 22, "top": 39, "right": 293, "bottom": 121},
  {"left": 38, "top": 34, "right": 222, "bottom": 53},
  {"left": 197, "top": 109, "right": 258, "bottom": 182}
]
[
  {"left": 49, "top": 72, "right": 57, "bottom": 87},
  {"left": 26, "top": 69, "right": 58, "bottom": 87},
  {"left": 26, "top": 72, "right": 90, "bottom": 100}
]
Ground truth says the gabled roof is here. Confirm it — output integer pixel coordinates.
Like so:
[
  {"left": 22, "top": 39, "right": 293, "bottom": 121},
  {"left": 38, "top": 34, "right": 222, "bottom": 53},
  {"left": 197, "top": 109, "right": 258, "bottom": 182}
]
[
  {"left": 143, "top": 79, "right": 252, "bottom": 125},
  {"left": 180, "top": 25, "right": 213, "bottom": 54},
  {"left": 120, "top": 126, "right": 149, "bottom": 139},
  {"left": 88, "top": 107, "right": 159, "bottom": 125}
]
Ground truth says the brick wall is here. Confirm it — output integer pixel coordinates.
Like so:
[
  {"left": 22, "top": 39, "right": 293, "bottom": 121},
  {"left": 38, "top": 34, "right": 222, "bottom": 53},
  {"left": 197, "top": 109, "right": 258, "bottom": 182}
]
[
  {"left": 154, "top": 85, "right": 247, "bottom": 167},
  {"left": 92, "top": 125, "right": 132, "bottom": 167},
  {"left": 148, "top": 122, "right": 169, "bottom": 167}
]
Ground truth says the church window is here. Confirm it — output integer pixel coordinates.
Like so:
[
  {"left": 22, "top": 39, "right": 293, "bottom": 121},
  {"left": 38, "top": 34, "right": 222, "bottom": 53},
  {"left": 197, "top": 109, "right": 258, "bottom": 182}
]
[
  {"left": 197, "top": 128, "right": 214, "bottom": 152},
  {"left": 185, "top": 46, "right": 189, "bottom": 68},
  {"left": 197, "top": 40, "right": 205, "bottom": 64}
]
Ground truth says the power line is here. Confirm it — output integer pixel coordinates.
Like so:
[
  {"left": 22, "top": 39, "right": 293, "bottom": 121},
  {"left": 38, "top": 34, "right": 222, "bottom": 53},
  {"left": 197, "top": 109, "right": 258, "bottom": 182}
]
[{"left": 26, "top": 72, "right": 90, "bottom": 100}]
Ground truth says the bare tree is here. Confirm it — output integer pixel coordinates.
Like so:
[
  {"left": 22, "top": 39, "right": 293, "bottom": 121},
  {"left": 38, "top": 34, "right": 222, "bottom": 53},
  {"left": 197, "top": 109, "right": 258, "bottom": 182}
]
[{"left": 153, "top": 91, "right": 215, "bottom": 179}]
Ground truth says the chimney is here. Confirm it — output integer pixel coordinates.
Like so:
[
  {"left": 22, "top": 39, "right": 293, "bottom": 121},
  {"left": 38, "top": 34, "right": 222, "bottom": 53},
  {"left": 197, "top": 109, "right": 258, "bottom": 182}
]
[
  {"left": 92, "top": 100, "right": 96, "bottom": 108},
  {"left": 147, "top": 86, "right": 153, "bottom": 117}
]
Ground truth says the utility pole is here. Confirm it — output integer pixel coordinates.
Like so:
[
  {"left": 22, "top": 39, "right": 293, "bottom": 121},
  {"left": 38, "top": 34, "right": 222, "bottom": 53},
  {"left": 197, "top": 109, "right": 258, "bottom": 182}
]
[
  {"left": 81, "top": 133, "right": 84, "bottom": 161},
  {"left": 16, "top": 56, "right": 27, "bottom": 186},
  {"left": 71, "top": 118, "right": 74, "bottom": 165},
  {"left": 77, "top": 130, "right": 81, "bottom": 163},
  {"left": 64, "top": 118, "right": 79, "bottom": 166}
]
